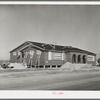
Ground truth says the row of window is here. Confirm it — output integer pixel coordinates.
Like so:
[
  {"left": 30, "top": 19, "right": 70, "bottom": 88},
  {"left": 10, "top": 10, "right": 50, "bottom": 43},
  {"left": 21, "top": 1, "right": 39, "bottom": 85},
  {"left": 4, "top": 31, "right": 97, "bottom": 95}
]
[
  {"left": 13, "top": 50, "right": 42, "bottom": 56},
  {"left": 13, "top": 51, "right": 64, "bottom": 60},
  {"left": 13, "top": 52, "right": 16, "bottom": 55},
  {"left": 13, "top": 52, "right": 20, "bottom": 56},
  {"left": 13, "top": 51, "right": 95, "bottom": 61}
]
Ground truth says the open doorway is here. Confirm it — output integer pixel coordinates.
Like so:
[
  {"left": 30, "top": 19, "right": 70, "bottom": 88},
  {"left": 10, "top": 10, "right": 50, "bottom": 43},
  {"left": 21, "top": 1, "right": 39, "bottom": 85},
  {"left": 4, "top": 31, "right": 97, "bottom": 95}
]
[
  {"left": 72, "top": 54, "right": 76, "bottom": 63},
  {"left": 82, "top": 55, "right": 86, "bottom": 63},
  {"left": 78, "top": 55, "right": 81, "bottom": 63}
]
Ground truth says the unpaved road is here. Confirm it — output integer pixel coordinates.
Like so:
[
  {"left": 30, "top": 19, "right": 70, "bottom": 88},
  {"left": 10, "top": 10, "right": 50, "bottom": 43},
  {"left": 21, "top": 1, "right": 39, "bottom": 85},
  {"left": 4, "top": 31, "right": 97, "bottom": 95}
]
[{"left": 1, "top": 70, "right": 100, "bottom": 90}]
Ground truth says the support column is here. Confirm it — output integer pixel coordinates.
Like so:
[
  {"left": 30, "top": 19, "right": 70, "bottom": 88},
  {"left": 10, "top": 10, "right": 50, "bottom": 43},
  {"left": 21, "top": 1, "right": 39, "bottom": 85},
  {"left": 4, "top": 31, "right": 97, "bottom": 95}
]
[
  {"left": 44, "top": 65, "right": 45, "bottom": 69},
  {"left": 50, "top": 65, "right": 52, "bottom": 69},
  {"left": 20, "top": 52, "right": 23, "bottom": 63},
  {"left": 56, "top": 65, "right": 57, "bottom": 68},
  {"left": 76, "top": 55, "right": 78, "bottom": 63},
  {"left": 80, "top": 55, "right": 82, "bottom": 63}
]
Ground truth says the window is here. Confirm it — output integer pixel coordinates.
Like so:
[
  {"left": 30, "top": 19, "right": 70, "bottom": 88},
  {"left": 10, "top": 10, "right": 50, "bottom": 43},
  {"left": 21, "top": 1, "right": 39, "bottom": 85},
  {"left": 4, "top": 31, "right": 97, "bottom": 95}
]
[
  {"left": 48, "top": 52, "right": 52, "bottom": 60},
  {"left": 62, "top": 53, "right": 65, "bottom": 60},
  {"left": 52, "top": 52, "right": 62, "bottom": 60},
  {"left": 87, "top": 55, "right": 95, "bottom": 61},
  {"left": 18, "top": 52, "right": 21, "bottom": 55},
  {"left": 13, "top": 52, "right": 17, "bottom": 56},
  {"left": 48, "top": 52, "right": 64, "bottom": 60}
]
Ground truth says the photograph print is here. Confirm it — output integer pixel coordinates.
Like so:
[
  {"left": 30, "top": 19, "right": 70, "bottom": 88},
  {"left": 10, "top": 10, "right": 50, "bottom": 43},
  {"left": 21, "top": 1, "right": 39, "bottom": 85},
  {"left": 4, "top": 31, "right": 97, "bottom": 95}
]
[{"left": 0, "top": 4, "right": 100, "bottom": 90}]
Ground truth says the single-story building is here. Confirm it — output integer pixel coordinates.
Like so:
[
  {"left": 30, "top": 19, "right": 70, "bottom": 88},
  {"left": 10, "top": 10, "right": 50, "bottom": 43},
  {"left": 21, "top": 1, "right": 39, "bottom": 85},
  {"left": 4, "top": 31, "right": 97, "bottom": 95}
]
[{"left": 10, "top": 41, "right": 96, "bottom": 68}]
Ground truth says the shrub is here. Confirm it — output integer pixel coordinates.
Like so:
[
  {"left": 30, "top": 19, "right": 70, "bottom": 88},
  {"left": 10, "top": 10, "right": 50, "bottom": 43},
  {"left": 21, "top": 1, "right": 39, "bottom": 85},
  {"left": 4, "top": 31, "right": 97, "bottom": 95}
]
[{"left": 1, "top": 62, "right": 10, "bottom": 69}]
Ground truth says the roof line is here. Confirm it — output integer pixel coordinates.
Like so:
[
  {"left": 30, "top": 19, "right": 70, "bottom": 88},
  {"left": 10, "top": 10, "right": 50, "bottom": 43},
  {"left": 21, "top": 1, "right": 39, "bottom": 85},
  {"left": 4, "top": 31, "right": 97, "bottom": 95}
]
[
  {"left": 18, "top": 43, "right": 44, "bottom": 51},
  {"left": 10, "top": 41, "right": 44, "bottom": 53},
  {"left": 10, "top": 41, "right": 96, "bottom": 55},
  {"left": 10, "top": 41, "right": 28, "bottom": 53}
]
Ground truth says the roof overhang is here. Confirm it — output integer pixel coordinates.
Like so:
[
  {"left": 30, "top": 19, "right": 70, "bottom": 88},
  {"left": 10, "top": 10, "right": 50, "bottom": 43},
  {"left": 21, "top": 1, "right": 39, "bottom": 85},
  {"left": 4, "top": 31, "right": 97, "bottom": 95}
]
[
  {"left": 18, "top": 43, "right": 44, "bottom": 52},
  {"left": 10, "top": 41, "right": 96, "bottom": 56},
  {"left": 10, "top": 42, "right": 44, "bottom": 53}
]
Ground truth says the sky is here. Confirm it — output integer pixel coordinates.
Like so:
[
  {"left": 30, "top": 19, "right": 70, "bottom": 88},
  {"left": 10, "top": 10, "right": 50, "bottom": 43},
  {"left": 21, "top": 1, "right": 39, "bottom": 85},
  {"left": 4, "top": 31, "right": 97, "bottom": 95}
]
[{"left": 0, "top": 5, "right": 100, "bottom": 60}]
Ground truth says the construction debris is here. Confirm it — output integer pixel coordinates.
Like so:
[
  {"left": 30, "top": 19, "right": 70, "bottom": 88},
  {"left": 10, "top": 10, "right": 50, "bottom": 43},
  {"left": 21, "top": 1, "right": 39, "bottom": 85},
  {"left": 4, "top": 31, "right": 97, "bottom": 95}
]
[
  {"left": 8, "top": 63, "right": 27, "bottom": 69},
  {"left": 60, "top": 62, "right": 94, "bottom": 71}
]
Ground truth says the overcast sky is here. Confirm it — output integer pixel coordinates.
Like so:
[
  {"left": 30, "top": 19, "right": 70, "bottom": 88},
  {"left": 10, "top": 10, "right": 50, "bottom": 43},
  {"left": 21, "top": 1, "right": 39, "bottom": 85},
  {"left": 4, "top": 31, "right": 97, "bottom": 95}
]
[{"left": 0, "top": 5, "right": 100, "bottom": 60}]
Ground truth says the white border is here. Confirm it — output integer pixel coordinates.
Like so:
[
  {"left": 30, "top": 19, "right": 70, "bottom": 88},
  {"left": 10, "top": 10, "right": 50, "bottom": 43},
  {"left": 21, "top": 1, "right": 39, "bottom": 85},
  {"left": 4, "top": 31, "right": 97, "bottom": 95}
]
[
  {"left": 0, "top": 1, "right": 100, "bottom": 99},
  {"left": 0, "top": 1, "right": 100, "bottom": 5},
  {"left": 0, "top": 91, "right": 100, "bottom": 99}
]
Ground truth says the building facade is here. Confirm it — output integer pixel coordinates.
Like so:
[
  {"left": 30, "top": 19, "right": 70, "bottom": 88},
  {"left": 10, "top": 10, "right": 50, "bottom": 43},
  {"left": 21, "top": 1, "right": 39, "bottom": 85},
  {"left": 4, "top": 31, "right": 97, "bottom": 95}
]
[{"left": 10, "top": 41, "right": 96, "bottom": 68}]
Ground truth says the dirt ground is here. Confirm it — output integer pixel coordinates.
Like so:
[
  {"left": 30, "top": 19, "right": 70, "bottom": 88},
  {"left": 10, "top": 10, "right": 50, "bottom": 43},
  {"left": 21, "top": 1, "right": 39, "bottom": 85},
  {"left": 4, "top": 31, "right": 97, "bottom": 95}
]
[{"left": 1, "top": 67, "right": 100, "bottom": 90}]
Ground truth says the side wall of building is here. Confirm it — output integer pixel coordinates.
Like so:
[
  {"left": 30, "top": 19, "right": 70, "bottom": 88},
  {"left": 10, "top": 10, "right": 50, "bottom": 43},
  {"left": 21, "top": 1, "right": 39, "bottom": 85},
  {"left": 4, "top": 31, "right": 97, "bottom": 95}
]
[
  {"left": 66, "top": 52, "right": 71, "bottom": 62},
  {"left": 10, "top": 45, "right": 96, "bottom": 66},
  {"left": 70, "top": 52, "right": 96, "bottom": 65},
  {"left": 43, "top": 51, "right": 66, "bottom": 66},
  {"left": 10, "top": 46, "right": 45, "bottom": 65},
  {"left": 87, "top": 55, "right": 96, "bottom": 65},
  {"left": 70, "top": 52, "right": 87, "bottom": 63},
  {"left": 10, "top": 43, "right": 29, "bottom": 63},
  {"left": 10, "top": 52, "right": 20, "bottom": 63}
]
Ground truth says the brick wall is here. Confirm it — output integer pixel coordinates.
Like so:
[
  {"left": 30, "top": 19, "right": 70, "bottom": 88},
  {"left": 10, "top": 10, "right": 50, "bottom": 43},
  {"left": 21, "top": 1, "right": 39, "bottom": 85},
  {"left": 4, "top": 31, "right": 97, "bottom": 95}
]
[
  {"left": 10, "top": 46, "right": 45, "bottom": 65},
  {"left": 10, "top": 46, "right": 96, "bottom": 66},
  {"left": 66, "top": 52, "right": 71, "bottom": 62}
]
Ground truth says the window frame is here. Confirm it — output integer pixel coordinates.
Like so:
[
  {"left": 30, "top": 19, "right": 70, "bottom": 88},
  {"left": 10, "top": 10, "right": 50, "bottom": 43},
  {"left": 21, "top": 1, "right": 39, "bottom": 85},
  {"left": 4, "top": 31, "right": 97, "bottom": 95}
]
[
  {"left": 48, "top": 51, "right": 65, "bottom": 60},
  {"left": 13, "top": 52, "right": 17, "bottom": 56},
  {"left": 87, "top": 55, "right": 95, "bottom": 61}
]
